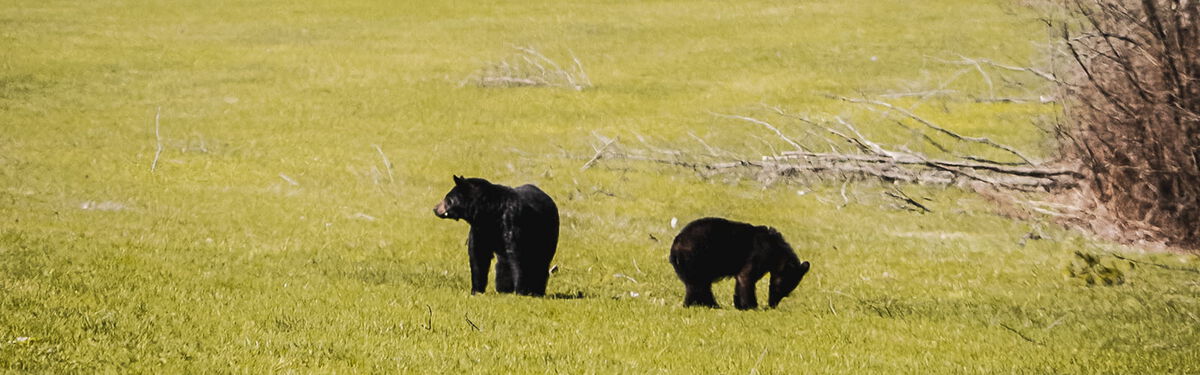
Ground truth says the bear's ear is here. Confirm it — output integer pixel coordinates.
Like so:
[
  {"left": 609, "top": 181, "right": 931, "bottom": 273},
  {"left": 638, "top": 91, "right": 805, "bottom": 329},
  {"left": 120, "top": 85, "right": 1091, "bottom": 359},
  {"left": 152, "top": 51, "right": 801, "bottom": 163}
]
[{"left": 453, "top": 175, "right": 465, "bottom": 185}]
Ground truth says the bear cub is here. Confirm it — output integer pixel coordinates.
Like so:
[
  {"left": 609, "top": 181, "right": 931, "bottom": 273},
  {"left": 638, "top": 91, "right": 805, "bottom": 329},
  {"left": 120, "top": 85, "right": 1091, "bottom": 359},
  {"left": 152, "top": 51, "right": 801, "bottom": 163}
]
[
  {"left": 434, "top": 176, "right": 559, "bottom": 296},
  {"left": 669, "top": 217, "right": 811, "bottom": 309}
]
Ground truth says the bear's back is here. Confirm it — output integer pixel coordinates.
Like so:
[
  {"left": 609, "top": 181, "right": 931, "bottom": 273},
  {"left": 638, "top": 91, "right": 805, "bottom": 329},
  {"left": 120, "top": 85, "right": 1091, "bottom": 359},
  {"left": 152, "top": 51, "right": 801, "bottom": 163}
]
[
  {"left": 670, "top": 217, "right": 765, "bottom": 277},
  {"left": 512, "top": 184, "right": 558, "bottom": 217}
]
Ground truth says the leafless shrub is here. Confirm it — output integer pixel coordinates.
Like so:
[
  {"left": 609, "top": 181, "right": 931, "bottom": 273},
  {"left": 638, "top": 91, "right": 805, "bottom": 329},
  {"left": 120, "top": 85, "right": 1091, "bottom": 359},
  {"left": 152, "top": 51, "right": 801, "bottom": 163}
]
[
  {"left": 463, "top": 46, "right": 592, "bottom": 90},
  {"left": 1055, "top": 0, "right": 1200, "bottom": 248}
]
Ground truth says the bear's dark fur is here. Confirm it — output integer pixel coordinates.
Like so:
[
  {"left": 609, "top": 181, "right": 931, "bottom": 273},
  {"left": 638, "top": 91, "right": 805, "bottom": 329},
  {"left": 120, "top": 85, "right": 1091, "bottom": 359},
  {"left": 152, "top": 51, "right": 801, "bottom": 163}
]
[
  {"left": 434, "top": 176, "right": 559, "bottom": 296},
  {"left": 669, "top": 217, "right": 811, "bottom": 309}
]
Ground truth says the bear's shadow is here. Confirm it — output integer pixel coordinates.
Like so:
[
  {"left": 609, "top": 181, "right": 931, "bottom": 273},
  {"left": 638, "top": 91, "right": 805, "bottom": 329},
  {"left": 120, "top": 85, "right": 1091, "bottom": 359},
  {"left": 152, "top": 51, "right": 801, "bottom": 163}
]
[{"left": 545, "top": 291, "right": 589, "bottom": 300}]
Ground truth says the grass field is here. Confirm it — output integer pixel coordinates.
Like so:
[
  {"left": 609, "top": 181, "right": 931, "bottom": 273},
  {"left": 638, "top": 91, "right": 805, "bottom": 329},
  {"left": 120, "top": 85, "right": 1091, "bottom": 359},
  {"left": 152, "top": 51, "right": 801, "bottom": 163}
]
[{"left": 3, "top": 0, "right": 1199, "bottom": 373}]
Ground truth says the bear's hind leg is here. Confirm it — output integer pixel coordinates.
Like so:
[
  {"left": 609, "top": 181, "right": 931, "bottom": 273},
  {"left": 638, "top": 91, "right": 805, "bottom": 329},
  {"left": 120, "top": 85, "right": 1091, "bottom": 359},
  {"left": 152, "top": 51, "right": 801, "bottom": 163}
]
[
  {"left": 512, "top": 257, "right": 550, "bottom": 296},
  {"left": 523, "top": 264, "right": 550, "bottom": 296},
  {"left": 494, "top": 255, "right": 515, "bottom": 293}
]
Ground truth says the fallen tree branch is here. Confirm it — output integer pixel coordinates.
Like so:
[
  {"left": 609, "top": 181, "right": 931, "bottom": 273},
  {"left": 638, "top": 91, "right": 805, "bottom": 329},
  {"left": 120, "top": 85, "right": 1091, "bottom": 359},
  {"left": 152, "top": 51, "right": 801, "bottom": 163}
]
[
  {"left": 599, "top": 150, "right": 1070, "bottom": 190},
  {"left": 585, "top": 91, "right": 1079, "bottom": 193},
  {"left": 587, "top": 110, "right": 1078, "bottom": 191},
  {"left": 946, "top": 55, "right": 1059, "bottom": 83},
  {"left": 711, "top": 112, "right": 805, "bottom": 151},
  {"left": 838, "top": 96, "right": 1038, "bottom": 165},
  {"left": 885, "top": 188, "right": 931, "bottom": 213},
  {"left": 769, "top": 152, "right": 1080, "bottom": 179},
  {"left": 581, "top": 137, "right": 618, "bottom": 171}
]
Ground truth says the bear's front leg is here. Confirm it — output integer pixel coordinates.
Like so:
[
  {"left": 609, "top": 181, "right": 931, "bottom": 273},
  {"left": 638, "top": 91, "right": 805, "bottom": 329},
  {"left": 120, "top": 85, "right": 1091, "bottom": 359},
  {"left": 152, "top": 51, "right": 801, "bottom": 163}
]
[
  {"left": 683, "top": 284, "right": 719, "bottom": 308},
  {"left": 467, "top": 229, "right": 494, "bottom": 294},
  {"left": 734, "top": 274, "right": 760, "bottom": 310},
  {"left": 494, "top": 254, "right": 515, "bottom": 293}
]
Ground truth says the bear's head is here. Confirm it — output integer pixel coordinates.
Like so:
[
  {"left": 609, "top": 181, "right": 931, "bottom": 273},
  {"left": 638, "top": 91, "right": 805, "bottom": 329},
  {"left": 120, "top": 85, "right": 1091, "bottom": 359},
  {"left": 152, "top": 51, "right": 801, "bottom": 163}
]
[
  {"left": 434, "top": 175, "right": 489, "bottom": 221},
  {"left": 758, "top": 228, "right": 810, "bottom": 308},
  {"left": 768, "top": 260, "right": 810, "bottom": 308}
]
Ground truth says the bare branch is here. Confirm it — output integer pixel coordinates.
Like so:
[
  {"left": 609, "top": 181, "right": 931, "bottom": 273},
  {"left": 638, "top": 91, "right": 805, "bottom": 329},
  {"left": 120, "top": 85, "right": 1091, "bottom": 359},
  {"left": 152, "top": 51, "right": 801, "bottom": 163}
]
[
  {"left": 884, "top": 188, "right": 931, "bottom": 213},
  {"left": 941, "top": 55, "right": 1060, "bottom": 82},
  {"left": 466, "top": 46, "right": 592, "bottom": 90},
  {"left": 712, "top": 112, "right": 805, "bottom": 152},
  {"left": 838, "top": 97, "right": 1038, "bottom": 165},
  {"left": 581, "top": 137, "right": 618, "bottom": 171}
]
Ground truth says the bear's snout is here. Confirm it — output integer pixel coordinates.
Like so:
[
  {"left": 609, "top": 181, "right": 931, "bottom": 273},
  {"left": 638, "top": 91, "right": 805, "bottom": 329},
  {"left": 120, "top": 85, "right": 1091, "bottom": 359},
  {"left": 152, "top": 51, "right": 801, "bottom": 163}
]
[{"left": 433, "top": 201, "right": 449, "bottom": 218}]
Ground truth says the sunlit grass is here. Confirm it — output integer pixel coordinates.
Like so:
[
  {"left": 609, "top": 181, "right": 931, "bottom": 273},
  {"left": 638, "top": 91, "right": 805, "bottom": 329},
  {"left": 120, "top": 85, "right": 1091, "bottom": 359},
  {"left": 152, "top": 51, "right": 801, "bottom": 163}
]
[{"left": 2, "top": 0, "right": 1198, "bottom": 373}]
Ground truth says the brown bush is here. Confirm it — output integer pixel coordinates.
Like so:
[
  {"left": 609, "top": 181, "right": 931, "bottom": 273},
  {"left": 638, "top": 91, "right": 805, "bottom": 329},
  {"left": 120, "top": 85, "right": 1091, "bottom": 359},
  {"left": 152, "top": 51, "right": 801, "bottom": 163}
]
[{"left": 1058, "top": 0, "right": 1199, "bottom": 247}]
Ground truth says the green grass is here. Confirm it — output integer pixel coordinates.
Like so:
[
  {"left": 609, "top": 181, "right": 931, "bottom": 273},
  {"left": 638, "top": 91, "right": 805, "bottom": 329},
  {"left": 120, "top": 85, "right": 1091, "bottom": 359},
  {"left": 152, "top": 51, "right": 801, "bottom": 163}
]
[{"left": 3, "top": 0, "right": 1199, "bottom": 373}]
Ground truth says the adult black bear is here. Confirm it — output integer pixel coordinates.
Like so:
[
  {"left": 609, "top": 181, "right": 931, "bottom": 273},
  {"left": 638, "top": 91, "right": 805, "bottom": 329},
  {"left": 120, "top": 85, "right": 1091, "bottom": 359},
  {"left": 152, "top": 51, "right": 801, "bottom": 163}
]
[
  {"left": 669, "top": 217, "right": 811, "bottom": 309},
  {"left": 434, "top": 176, "right": 559, "bottom": 296}
]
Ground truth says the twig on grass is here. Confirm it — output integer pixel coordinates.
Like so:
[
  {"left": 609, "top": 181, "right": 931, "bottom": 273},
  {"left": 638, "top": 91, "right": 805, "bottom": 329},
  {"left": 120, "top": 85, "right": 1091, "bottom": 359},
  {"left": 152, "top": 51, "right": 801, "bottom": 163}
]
[
  {"left": 689, "top": 131, "right": 725, "bottom": 157},
  {"left": 373, "top": 144, "right": 395, "bottom": 183},
  {"left": 749, "top": 347, "right": 768, "bottom": 375},
  {"left": 999, "top": 323, "right": 1043, "bottom": 346},
  {"left": 464, "top": 313, "right": 481, "bottom": 331},
  {"left": 279, "top": 173, "right": 299, "bottom": 186},
  {"left": 1044, "top": 315, "right": 1066, "bottom": 331},
  {"left": 963, "top": 56, "right": 997, "bottom": 99},
  {"left": 424, "top": 305, "right": 433, "bottom": 331},
  {"left": 838, "top": 179, "right": 851, "bottom": 209},
  {"left": 151, "top": 107, "right": 163, "bottom": 172},
  {"left": 569, "top": 49, "right": 592, "bottom": 88},
  {"left": 884, "top": 188, "right": 931, "bottom": 213},
  {"left": 581, "top": 137, "right": 618, "bottom": 171},
  {"left": 1108, "top": 254, "right": 1200, "bottom": 274}
]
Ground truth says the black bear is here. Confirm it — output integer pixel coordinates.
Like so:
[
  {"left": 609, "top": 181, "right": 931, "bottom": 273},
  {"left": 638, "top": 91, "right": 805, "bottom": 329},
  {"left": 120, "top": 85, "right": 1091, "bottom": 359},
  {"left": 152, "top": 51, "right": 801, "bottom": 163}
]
[
  {"left": 669, "top": 217, "right": 811, "bottom": 309},
  {"left": 434, "top": 176, "right": 559, "bottom": 296}
]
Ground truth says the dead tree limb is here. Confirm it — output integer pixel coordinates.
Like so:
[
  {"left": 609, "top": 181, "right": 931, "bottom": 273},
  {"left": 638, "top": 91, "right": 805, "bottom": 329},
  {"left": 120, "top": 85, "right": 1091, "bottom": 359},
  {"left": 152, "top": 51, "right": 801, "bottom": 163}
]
[
  {"left": 838, "top": 96, "right": 1038, "bottom": 165},
  {"left": 769, "top": 152, "right": 1079, "bottom": 179},
  {"left": 943, "top": 55, "right": 1060, "bottom": 83},
  {"left": 586, "top": 107, "right": 1078, "bottom": 191},
  {"left": 885, "top": 188, "right": 932, "bottom": 213},
  {"left": 581, "top": 137, "right": 618, "bottom": 171},
  {"left": 711, "top": 112, "right": 806, "bottom": 152}
]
